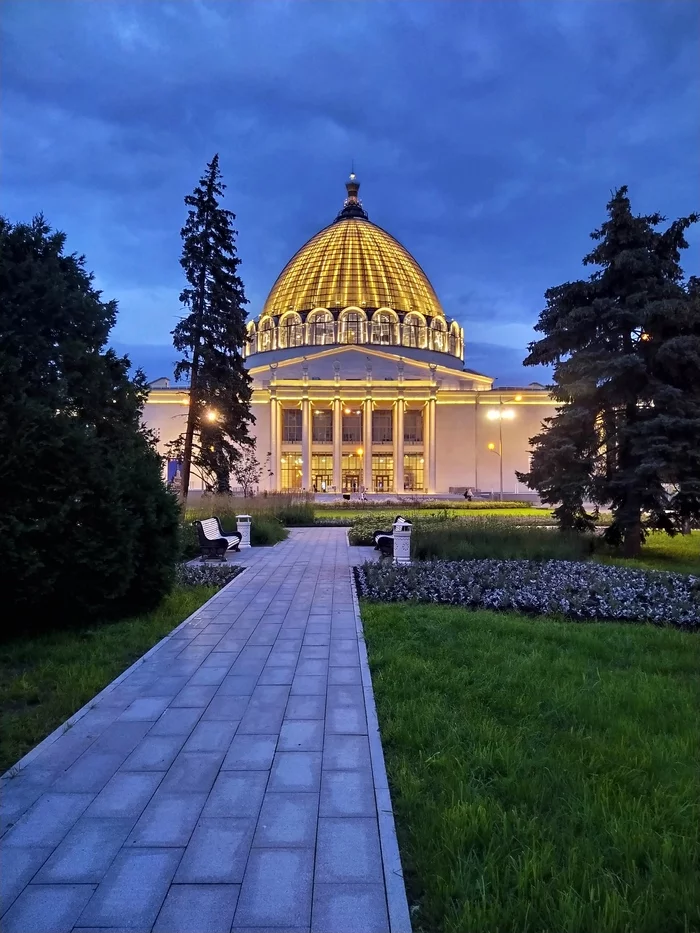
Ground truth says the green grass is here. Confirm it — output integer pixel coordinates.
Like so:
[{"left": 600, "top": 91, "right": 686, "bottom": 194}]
[
  {"left": 362, "top": 602, "right": 700, "bottom": 933},
  {"left": 596, "top": 530, "right": 700, "bottom": 575},
  {"left": 0, "top": 586, "right": 217, "bottom": 773}
]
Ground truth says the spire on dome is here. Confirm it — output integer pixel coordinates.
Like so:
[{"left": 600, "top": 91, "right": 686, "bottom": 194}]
[{"left": 334, "top": 168, "right": 368, "bottom": 222}]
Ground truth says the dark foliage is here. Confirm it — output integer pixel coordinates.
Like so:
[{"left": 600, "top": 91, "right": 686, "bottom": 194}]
[
  {"left": 0, "top": 216, "right": 181, "bottom": 632},
  {"left": 518, "top": 187, "right": 700, "bottom": 556},
  {"left": 172, "top": 154, "right": 254, "bottom": 497}
]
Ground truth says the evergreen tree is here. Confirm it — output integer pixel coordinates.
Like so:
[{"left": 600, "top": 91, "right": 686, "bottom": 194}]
[
  {"left": 517, "top": 187, "right": 700, "bottom": 556},
  {"left": 173, "top": 154, "right": 253, "bottom": 498},
  {"left": 0, "top": 215, "right": 180, "bottom": 629}
]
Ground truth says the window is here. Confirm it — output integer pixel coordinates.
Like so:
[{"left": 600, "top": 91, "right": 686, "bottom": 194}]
[
  {"left": 404, "top": 410, "right": 423, "bottom": 443},
  {"left": 372, "top": 410, "right": 393, "bottom": 443},
  {"left": 279, "top": 314, "right": 304, "bottom": 348},
  {"left": 342, "top": 412, "right": 362, "bottom": 443},
  {"left": 312, "top": 410, "right": 333, "bottom": 443},
  {"left": 310, "top": 311, "right": 335, "bottom": 345},
  {"left": 282, "top": 408, "right": 302, "bottom": 443},
  {"left": 280, "top": 454, "right": 302, "bottom": 490},
  {"left": 259, "top": 318, "right": 275, "bottom": 352},
  {"left": 371, "top": 454, "right": 394, "bottom": 493},
  {"left": 432, "top": 320, "right": 447, "bottom": 352},
  {"left": 371, "top": 311, "right": 396, "bottom": 345},
  {"left": 403, "top": 453, "right": 425, "bottom": 491},
  {"left": 402, "top": 313, "right": 425, "bottom": 348},
  {"left": 341, "top": 311, "right": 365, "bottom": 344}
]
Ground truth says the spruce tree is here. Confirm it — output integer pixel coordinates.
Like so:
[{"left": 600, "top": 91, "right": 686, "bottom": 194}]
[
  {"left": 517, "top": 187, "right": 700, "bottom": 557},
  {"left": 0, "top": 215, "right": 180, "bottom": 628},
  {"left": 173, "top": 154, "right": 253, "bottom": 499}
]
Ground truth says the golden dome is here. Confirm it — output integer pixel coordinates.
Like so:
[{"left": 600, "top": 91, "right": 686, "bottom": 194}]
[{"left": 261, "top": 189, "right": 444, "bottom": 319}]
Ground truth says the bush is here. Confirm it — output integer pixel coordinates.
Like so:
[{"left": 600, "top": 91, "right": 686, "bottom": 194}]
[
  {"left": 355, "top": 560, "right": 700, "bottom": 628},
  {"left": 317, "top": 497, "right": 534, "bottom": 511},
  {"left": 348, "top": 512, "right": 576, "bottom": 547},
  {"left": 186, "top": 492, "right": 314, "bottom": 527},
  {"left": 412, "top": 518, "right": 595, "bottom": 561},
  {"left": 176, "top": 564, "right": 243, "bottom": 588},
  {"left": 0, "top": 216, "right": 181, "bottom": 632}
]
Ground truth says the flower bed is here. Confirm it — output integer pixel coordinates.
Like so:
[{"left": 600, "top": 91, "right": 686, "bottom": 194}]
[
  {"left": 355, "top": 559, "right": 700, "bottom": 629},
  {"left": 176, "top": 564, "right": 244, "bottom": 588}
]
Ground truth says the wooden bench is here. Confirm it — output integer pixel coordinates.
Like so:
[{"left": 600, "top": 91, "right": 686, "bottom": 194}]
[
  {"left": 373, "top": 515, "right": 408, "bottom": 557},
  {"left": 195, "top": 517, "right": 242, "bottom": 562}
]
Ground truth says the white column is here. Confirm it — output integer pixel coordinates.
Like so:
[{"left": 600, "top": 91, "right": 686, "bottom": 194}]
[
  {"left": 428, "top": 395, "right": 437, "bottom": 493},
  {"left": 393, "top": 399, "right": 405, "bottom": 493},
  {"left": 333, "top": 397, "right": 342, "bottom": 492},
  {"left": 363, "top": 397, "right": 372, "bottom": 492},
  {"left": 301, "top": 398, "right": 311, "bottom": 491},
  {"left": 269, "top": 393, "right": 279, "bottom": 492}
]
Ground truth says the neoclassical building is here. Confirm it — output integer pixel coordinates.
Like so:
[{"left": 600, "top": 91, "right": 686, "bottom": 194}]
[{"left": 144, "top": 174, "right": 556, "bottom": 495}]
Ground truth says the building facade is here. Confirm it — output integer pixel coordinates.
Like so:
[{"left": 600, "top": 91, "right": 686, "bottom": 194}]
[{"left": 143, "top": 175, "right": 556, "bottom": 496}]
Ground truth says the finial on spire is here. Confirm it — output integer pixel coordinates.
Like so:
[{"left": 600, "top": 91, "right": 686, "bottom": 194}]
[{"left": 334, "top": 165, "right": 368, "bottom": 222}]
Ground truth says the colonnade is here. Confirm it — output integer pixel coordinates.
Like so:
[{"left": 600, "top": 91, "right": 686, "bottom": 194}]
[{"left": 267, "top": 390, "right": 438, "bottom": 494}]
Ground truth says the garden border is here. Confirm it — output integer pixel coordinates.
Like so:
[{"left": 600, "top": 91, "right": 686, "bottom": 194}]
[
  {"left": 1, "top": 571, "right": 247, "bottom": 780},
  {"left": 350, "top": 564, "right": 413, "bottom": 933}
]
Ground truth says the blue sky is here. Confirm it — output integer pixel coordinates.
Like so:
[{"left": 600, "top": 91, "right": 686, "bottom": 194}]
[{"left": 3, "top": 0, "right": 698, "bottom": 385}]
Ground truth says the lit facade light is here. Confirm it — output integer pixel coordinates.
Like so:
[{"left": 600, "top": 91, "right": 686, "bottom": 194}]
[
  {"left": 205, "top": 409, "right": 219, "bottom": 422},
  {"left": 502, "top": 409, "right": 515, "bottom": 420},
  {"left": 487, "top": 442, "right": 496, "bottom": 451},
  {"left": 486, "top": 410, "right": 499, "bottom": 420},
  {"left": 356, "top": 447, "right": 363, "bottom": 456},
  {"left": 344, "top": 407, "right": 351, "bottom": 414}
]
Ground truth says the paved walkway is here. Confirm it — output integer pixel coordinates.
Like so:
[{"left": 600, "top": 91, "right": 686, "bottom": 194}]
[{"left": 1, "top": 528, "right": 410, "bottom": 933}]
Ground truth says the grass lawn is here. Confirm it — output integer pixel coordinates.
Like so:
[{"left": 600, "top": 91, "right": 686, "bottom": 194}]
[
  {"left": 0, "top": 585, "right": 217, "bottom": 773},
  {"left": 362, "top": 602, "right": 700, "bottom": 933},
  {"left": 597, "top": 530, "right": 700, "bottom": 575}
]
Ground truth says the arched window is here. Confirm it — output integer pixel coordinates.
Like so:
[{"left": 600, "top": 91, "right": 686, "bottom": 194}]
[
  {"left": 449, "top": 322, "right": 460, "bottom": 355},
  {"left": 259, "top": 317, "right": 275, "bottom": 352},
  {"left": 431, "top": 318, "right": 447, "bottom": 352},
  {"left": 371, "top": 310, "right": 398, "bottom": 345},
  {"left": 402, "top": 312, "right": 425, "bottom": 348},
  {"left": 340, "top": 309, "right": 366, "bottom": 345},
  {"left": 308, "top": 309, "right": 335, "bottom": 345},
  {"left": 245, "top": 322, "right": 256, "bottom": 355},
  {"left": 279, "top": 312, "right": 304, "bottom": 348}
]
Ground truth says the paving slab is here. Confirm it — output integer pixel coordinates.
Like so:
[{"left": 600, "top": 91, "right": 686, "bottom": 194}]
[{"left": 0, "top": 528, "right": 409, "bottom": 932}]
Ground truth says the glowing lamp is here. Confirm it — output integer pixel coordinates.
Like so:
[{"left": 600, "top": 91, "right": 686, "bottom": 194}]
[
  {"left": 205, "top": 409, "right": 219, "bottom": 422},
  {"left": 487, "top": 442, "right": 496, "bottom": 451},
  {"left": 356, "top": 447, "right": 363, "bottom": 456},
  {"left": 486, "top": 410, "right": 499, "bottom": 421}
]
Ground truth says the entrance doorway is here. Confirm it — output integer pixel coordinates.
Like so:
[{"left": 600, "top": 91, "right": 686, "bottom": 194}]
[
  {"left": 374, "top": 474, "right": 391, "bottom": 493},
  {"left": 313, "top": 473, "right": 332, "bottom": 493},
  {"left": 343, "top": 473, "right": 360, "bottom": 493}
]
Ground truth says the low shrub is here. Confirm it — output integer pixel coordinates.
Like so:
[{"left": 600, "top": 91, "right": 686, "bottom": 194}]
[
  {"left": 176, "top": 564, "right": 243, "bottom": 588},
  {"left": 413, "top": 518, "right": 595, "bottom": 561},
  {"left": 186, "top": 492, "right": 314, "bottom": 527},
  {"left": 250, "top": 516, "right": 288, "bottom": 546},
  {"left": 355, "top": 560, "right": 700, "bottom": 628},
  {"left": 348, "top": 512, "right": 571, "bottom": 547},
  {"left": 317, "top": 497, "right": 534, "bottom": 511}
]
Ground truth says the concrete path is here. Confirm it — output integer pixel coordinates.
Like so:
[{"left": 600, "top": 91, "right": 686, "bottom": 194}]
[{"left": 1, "top": 528, "right": 410, "bottom": 933}]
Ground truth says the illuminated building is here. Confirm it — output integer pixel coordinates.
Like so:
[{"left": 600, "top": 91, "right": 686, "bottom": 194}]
[{"left": 144, "top": 174, "right": 556, "bottom": 496}]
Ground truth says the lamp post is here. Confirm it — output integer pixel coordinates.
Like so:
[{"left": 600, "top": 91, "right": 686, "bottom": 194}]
[{"left": 486, "top": 394, "right": 522, "bottom": 501}]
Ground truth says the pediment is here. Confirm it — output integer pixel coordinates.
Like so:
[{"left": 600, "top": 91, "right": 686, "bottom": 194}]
[{"left": 248, "top": 345, "right": 492, "bottom": 387}]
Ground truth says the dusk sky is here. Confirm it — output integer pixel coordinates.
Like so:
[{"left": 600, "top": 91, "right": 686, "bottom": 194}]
[{"left": 3, "top": 0, "right": 698, "bottom": 386}]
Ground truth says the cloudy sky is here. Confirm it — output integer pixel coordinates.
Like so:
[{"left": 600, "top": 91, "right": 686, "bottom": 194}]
[{"left": 3, "top": 0, "right": 698, "bottom": 385}]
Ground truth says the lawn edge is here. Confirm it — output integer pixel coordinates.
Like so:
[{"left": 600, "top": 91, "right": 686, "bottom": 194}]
[
  {"left": 350, "top": 561, "right": 413, "bottom": 933},
  {"left": 1, "top": 572, "right": 246, "bottom": 780}
]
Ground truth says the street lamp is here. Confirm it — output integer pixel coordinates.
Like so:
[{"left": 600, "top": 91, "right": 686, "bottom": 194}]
[
  {"left": 485, "top": 395, "right": 522, "bottom": 501},
  {"left": 204, "top": 409, "right": 219, "bottom": 423}
]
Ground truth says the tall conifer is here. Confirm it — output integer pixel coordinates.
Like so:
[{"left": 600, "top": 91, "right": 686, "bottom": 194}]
[
  {"left": 173, "top": 154, "right": 253, "bottom": 498},
  {"left": 518, "top": 187, "right": 700, "bottom": 556}
]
